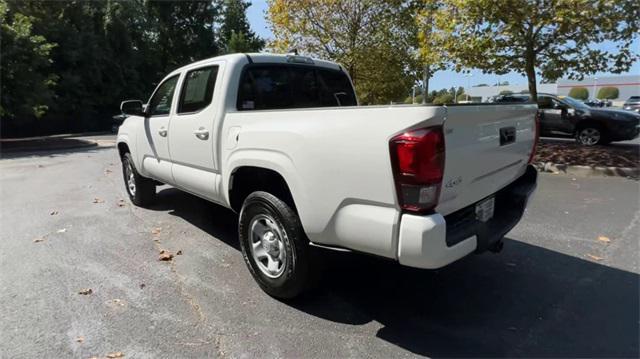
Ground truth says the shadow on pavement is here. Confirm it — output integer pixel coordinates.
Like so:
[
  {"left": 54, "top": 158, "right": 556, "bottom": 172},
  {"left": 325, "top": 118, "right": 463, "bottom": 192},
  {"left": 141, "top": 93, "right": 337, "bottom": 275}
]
[
  {"left": 151, "top": 188, "right": 639, "bottom": 358},
  {"left": 0, "top": 141, "right": 113, "bottom": 159}
]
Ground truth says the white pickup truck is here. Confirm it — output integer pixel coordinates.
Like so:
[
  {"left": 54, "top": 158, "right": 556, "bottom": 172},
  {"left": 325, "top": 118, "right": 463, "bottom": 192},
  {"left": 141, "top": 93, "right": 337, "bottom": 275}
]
[{"left": 117, "top": 53, "right": 538, "bottom": 298}]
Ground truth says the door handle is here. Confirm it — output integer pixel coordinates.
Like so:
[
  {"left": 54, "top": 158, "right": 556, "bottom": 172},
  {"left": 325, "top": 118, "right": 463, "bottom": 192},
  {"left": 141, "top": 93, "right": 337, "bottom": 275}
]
[
  {"left": 194, "top": 127, "right": 209, "bottom": 140},
  {"left": 158, "top": 127, "right": 167, "bottom": 137}
]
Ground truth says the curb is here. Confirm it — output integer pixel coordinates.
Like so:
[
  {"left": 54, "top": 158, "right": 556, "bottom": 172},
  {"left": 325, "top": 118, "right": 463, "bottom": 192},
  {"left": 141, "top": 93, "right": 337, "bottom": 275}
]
[
  {"left": 534, "top": 162, "right": 639, "bottom": 179},
  {"left": 0, "top": 140, "right": 98, "bottom": 154}
]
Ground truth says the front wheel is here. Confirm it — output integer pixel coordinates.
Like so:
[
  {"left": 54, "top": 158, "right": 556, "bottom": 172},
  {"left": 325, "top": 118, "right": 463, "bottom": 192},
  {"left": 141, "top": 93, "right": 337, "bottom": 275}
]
[
  {"left": 121, "top": 152, "right": 156, "bottom": 206},
  {"left": 238, "top": 191, "right": 313, "bottom": 299},
  {"left": 575, "top": 126, "right": 605, "bottom": 146}
]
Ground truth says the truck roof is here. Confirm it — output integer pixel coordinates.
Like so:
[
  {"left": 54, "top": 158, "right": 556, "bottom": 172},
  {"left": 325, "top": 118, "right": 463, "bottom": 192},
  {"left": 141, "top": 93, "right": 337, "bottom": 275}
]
[{"left": 167, "top": 53, "right": 343, "bottom": 78}]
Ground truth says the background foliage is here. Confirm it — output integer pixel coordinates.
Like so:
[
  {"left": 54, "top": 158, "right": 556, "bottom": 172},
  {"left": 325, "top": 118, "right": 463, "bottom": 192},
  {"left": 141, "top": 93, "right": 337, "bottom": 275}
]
[
  {"left": 569, "top": 87, "right": 590, "bottom": 100},
  {"left": 1, "top": 0, "right": 638, "bottom": 137},
  {"left": 1, "top": 0, "right": 262, "bottom": 137},
  {"left": 597, "top": 87, "right": 619, "bottom": 100}
]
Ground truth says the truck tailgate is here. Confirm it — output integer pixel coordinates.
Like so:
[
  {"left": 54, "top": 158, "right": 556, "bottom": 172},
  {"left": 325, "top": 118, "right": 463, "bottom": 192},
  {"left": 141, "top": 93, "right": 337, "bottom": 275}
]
[{"left": 436, "top": 104, "right": 538, "bottom": 216}]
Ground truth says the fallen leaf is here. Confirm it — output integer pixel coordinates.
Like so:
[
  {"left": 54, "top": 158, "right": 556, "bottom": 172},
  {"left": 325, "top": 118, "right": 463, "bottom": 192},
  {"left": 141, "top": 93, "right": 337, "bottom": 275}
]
[
  {"left": 586, "top": 254, "right": 603, "bottom": 261},
  {"left": 176, "top": 250, "right": 183, "bottom": 255},
  {"left": 108, "top": 298, "right": 126, "bottom": 307},
  {"left": 117, "top": 199, "right": 126, "bottom": 207},
  {"left": 57, "top": 228, "right": 67, "bottom": 233},
  {"left": 37, "top": 164, "right": 44, "bottom": 168},
  {"left": 50, "top": 210, "right": 58, "bottom": 216},
  {"left": 151, "top": 227, "right": 162, "bottom": 235},
  {"left": 139, "top": 283, "right": 146, "bottom": 289},
  {"left": 33, "top": 237, "right": 45, "bottom": 243},
  {"left": 78, "top": 288, "right": 93, "bottom": 295},
  {"left": 597, "top": 236, "right": 611, "bottom": 243},
  {"left": 158, "top": 249, "right": 173, "bottom": 261},
  {"left": 76, "top": 336, "right": 84, "bottom": 343},
  {"left": 106, "top": 352, "right": 124, "bottom": 358},
  {"left": 93, "top": 198, "right": 104, "bottom": 204},
  {"left": 104, "top": 169, "right": 113, "bottom": 174}
]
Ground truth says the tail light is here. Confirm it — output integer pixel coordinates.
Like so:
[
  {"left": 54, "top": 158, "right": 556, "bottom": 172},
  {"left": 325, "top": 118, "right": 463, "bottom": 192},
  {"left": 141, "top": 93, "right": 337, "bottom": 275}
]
[
  {"left": 528, "top": 111, "right": 540, "bottom": 164},
  {"left": 389, "top": 126, "right": 445, "bottom": 213}
]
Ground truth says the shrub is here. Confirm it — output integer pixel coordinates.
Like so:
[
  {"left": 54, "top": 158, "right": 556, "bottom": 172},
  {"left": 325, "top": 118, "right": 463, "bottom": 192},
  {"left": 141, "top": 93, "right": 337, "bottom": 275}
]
[
  {"left": 456, "top": 93, "right": 470, "bottom": 102},
  {"left": 499, "top": 90, "right": 513, "bottom": 95},
  {"left": 403, "top": 94, "right": 424, "bottom": 104},
  {"left": 568, "top": 87, "right": 589, "bottom": 100},
  {"left": 433, "top": 94, "right": 454, "bottom": 104},
  {"left": 597, "top": 87, "right": 619, "bottom": 99}
]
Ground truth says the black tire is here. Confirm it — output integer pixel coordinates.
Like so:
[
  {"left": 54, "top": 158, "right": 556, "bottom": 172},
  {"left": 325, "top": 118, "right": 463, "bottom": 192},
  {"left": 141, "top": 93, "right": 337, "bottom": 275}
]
[
  {"left": 238, "top": 191, "right": 313, "bottom": 299},
  {"left": 575, "top": 125, "right": 606, "bottom": 146},
  {"left": 121, "top": 152, "right": 156, "bottom": 206}
]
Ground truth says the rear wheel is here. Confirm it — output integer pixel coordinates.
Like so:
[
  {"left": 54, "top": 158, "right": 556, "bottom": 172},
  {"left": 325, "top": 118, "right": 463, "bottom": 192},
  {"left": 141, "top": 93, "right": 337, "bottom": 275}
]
[
  {"left": 576, "top": 126, "right": 605, "bottom": 146},
  {"left": 238, "top": 191, "right": 313, "bottom": 299},
  {"left": 122, "top": 152, "right": 156, "bottom": 206}
]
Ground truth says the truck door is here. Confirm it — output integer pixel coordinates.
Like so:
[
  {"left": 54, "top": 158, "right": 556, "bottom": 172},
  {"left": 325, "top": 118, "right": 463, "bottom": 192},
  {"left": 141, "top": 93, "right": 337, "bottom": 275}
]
[
  {"left": 168, "top": 63, "right": 223, "bottom": 202},
  {"left": 139, "top": 75, "right": 179, "bottom": 184}
]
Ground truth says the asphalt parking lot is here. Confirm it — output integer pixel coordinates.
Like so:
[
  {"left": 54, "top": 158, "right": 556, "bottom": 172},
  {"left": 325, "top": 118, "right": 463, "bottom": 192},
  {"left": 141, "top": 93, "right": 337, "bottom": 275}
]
[{"left": 1, "top": 140, "right": 638, "bottom": 358}]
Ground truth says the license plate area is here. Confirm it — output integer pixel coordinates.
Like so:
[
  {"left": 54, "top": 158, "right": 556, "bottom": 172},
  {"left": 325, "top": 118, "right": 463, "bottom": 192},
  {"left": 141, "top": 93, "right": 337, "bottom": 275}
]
[{"left": 475, "top": 197, "right": 495, "bottom": 222}]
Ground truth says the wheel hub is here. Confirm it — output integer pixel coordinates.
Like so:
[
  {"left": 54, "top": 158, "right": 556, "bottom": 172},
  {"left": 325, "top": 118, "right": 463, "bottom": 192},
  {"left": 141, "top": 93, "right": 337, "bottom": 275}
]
[
  {"left": 261, "top": 231, "right": 280, "bottom": 257},
  {"left": 249, "top": 214, "right": 287, "bottom": 278}
]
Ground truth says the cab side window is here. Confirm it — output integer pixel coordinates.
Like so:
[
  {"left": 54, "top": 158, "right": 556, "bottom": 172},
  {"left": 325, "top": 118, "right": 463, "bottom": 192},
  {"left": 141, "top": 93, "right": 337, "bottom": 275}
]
[
  {"left": 148, "top": 75, "right": 179, "bottom": 116},
  {"left": 178, "top": 66, "right": 219, "bottom": 114}
]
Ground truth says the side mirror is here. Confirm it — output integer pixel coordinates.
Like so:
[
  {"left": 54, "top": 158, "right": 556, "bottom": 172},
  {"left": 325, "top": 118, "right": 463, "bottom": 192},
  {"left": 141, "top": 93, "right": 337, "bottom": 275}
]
[{"left": 120, "top": 100, "right": 145, "bottom": 116}]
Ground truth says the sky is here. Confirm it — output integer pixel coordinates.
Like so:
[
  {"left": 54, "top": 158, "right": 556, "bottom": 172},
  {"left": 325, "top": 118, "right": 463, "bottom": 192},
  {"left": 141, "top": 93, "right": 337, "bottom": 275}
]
[{"left": 246, "top": 0, "right": 640, "bottom": 91}]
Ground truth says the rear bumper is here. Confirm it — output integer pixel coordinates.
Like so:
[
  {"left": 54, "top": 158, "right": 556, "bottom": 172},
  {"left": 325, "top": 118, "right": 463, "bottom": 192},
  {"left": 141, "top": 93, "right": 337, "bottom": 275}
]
[{"left": 397, "top": 165, "right": 537, "bottom": 269}]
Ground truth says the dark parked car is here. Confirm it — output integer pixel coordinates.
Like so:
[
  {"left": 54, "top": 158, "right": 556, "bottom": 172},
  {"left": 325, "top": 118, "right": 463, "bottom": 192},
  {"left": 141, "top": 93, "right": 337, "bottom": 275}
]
[
  {"left": 496, "top": 93, "right": 640, "bottom": 146},
  {"left": 583, "top": 99, "right": 612, "bottom": 108},
  {"left": 623, "top": 96, "right": 640, "bottom": 113}
]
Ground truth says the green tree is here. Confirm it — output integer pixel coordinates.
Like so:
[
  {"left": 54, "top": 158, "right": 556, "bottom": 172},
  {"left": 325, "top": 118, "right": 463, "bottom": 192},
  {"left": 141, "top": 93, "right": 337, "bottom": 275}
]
[
  {"left": 499, "top": 90, "right": 514, "bottom": 96},
  {"left": 147, "top": 0, "right": 221, "bottom": 75},
  {"left": 597, "top": 87, "right": 619, "bottom": 99},
  {"left": 568, "top": 87, "right": 589, "bottom": 100},
  {"left": 0, "top": 0, "right": 56, "bottom": 123},
  {"left": 432, "top": 0, "right": 639, "bottom": 101},
  {"left": 415, "top": 0, "right": 449, "bottom": 103},
  {"left": 220, "top": 0, "right": 264, "bottom": 53},
  {"left": 267, "top": 0, "right": 415, "bottom": 104},
  {"left": 433, "top": 93, "right": 454, "bottom": 104}
]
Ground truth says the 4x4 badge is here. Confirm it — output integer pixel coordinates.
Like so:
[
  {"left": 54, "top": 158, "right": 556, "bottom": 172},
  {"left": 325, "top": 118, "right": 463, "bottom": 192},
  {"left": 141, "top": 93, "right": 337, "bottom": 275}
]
[{"left": 445, "top": 176, "right": 463, "bottom": 188}]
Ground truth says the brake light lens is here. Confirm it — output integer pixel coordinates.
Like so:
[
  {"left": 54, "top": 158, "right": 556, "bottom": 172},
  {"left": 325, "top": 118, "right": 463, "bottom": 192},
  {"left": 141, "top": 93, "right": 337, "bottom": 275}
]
[
  {"left": 389, "top": 126, "right": 445, "bottom": 213},
  {"left": 528, "top": 111, "right": 540, "bottom": 164}
]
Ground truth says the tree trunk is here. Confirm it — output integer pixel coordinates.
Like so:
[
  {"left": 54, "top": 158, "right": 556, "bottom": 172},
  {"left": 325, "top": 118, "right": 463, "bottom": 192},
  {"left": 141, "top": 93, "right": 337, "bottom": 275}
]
[
  {"left": 524, "top": 50, "right": 537, "bottom": 102},
  {"left": 422, "top": 64, "right": 430, "bottom": 104}
]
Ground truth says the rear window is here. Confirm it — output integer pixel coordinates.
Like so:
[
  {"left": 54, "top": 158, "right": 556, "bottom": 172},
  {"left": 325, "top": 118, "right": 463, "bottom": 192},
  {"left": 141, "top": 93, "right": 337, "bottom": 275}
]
[{"left": 237, "top": 65, "right": 357, "bottom": 110}]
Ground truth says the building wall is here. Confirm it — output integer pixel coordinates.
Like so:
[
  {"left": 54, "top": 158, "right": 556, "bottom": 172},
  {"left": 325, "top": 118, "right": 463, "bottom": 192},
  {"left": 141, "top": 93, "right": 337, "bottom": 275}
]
[
  {"left": 464, "top": 75, "right": 639, "bottom": 105},
  {"left": 556, "top": 75, "right": 640, "bottom": 106},
  {"left": 466, "top": 83, "right": 558, "bottom": 102}
]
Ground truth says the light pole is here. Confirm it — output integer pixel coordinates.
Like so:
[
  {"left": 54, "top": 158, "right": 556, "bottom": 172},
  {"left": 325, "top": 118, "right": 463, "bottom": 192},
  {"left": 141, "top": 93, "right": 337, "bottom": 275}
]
[
  {"left": 592, "top": 77, "right": 598, "bottom": 101},
  {"left": 464, "top": 73, "right": 472, "bottom": 102}
]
